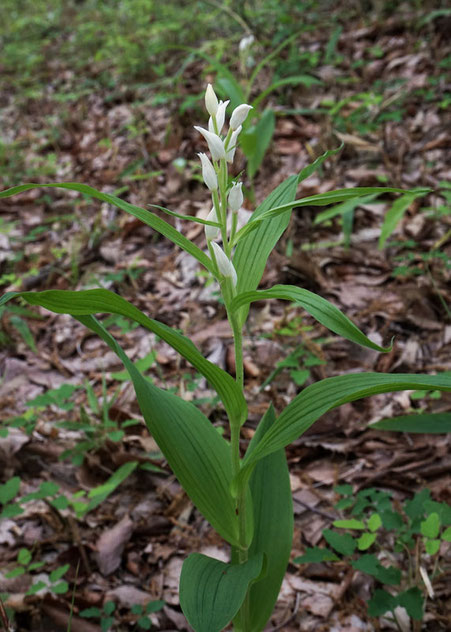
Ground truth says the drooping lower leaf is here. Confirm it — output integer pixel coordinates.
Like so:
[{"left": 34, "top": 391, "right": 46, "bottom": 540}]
[
  {"left": 0, "top": 289, "right": 246, "bottom": 426},
  {"left": 179, "top": 552, "right": 264, "bottom": 632},
  {"left": 231, "top": 284, "right": 391, "bottom": 353},
  {"left": 246, "top": 405, "right": 294, "bottom": 632},
  {"left": 76, "top": 315, "right": 241, "bottom": 546}
]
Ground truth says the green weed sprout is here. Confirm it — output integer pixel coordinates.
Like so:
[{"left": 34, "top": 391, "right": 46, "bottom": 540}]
[
  {"left": 296, "top": 486, "right": 451, "bottom": 628},
  {"left": 0, "top": 82, "right": 450, "bottom": 632}
]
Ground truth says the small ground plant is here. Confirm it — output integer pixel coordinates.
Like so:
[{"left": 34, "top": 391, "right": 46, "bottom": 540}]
[
  {"left": 296, "top": 486, "right": 451, "bottom": 629},
  {"left": 1, "top": 83, "right": 450, "bottom": 631}
]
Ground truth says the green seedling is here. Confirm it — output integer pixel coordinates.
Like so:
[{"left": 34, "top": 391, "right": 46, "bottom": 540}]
[
  {"left": 130, "top": 600, "right": 165, "bottom": 630},
  {"left": 80, "top": 600, "right": 117, "bottom": 632},
  {"left": 0, "top": 81, "right": 449, "bottom": 632},
  {"left": 296, "top": 486, "right": 451, "bottom": 628},
  {"left": 6, "top": 548, "right": 69, "bottom": 597}
]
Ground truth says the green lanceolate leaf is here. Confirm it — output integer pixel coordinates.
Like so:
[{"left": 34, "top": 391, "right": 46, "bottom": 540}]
[
  {"left": 179, "top": 552, "right": 264, "bottom": 632},
  {"left": 233, "top": 174, "right": 299, "bottom": 326},
  {"left": 379, "top": 190, "right": 427, "bottom": 249},
  {"left": 232, "top": 146, "right": 343, "bottom": 247},
  {"left": 231, "top": 284, "right": 391, "bottom": 353},
  {"left": 238, "top": 373, "right": 451, "bottom": 487},
  {"left": 246, "top": 405, "right": 294, "bottom": 632},
  {"left": 76, "top": 315, "right": 241, "bottom": 546},
  {"left": 370, "top": 412, "right": 451, "bottom": 433},
  {"left": 0, "top": 290, "right": 246, "bottom": 426},
  {"left": 0, "top": 183, "right": 214, "bottom": 274}
]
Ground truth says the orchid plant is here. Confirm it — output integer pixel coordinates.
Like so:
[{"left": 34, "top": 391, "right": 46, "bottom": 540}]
[{"left": 1, "top": 83, "right": 450, "bottom": 632}]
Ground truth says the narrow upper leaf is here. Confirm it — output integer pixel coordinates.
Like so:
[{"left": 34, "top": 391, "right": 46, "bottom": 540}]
[
  {"left": 370, "top": 412, "right": 451, "bottom": 433},
  {"left": 0, "top": 183, "right": 214, "bottom": 273},
  {"left": 231, "top": 284, "right": 391, "bottom": 353},
  {"left": 0, "top": 289, "right": 246, "bottom": 426}
]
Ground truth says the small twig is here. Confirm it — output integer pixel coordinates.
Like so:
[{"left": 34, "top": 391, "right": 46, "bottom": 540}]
[
  {"left": 269, "top": 590, "right": 301, "bottom": 631},
  {"left": 0, "top": 596, "right": 11, "bottom": 632},
  {"left": 293, "top": 497, "right": 336, "bottom": 520}
]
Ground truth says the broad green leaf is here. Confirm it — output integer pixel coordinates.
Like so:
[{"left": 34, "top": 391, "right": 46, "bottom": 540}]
[
  {"left": 379, "top": 191, "right": 426, "bottom": 249},
  {"left": 240, "top": 109, "right": 275, "bottom": 179},
  {"left": 0, "top": 290, "right": 246, "bottom": 426},
  {"left": 76, "top": 315, "right": 241, "bottom": 546},
  {"left": 0, "top": 476, "right": 21, "bottom": 505},
  {"left": 245, "top": 405, "right": 294, "bottom": 632},
  {"left": 231, "top": 284, "right": 391, "bottom": 353},
  {"left": 294, "top": 548, "right": 339, "bottom": 563},
  {"left": 441, "top": 526, "right": 451, "bottom": 541},
  {"left": 421, "top": 513, "right": 440, "bottom": 539},
  {"left": 333, "top": 519, "right": 366, "bottom": 530},
  {"left": 238, "top": 373, "right": 451, "bottom": 487},
  {"left": 179, "top": 552, "right": 264, "bottom": 632},
  {"left": 323, "top": 529, "right": 356, "bottom": 556},
  {"left": 352, "top": 554, "right": 401, "bottom": 585},
  {"left": 0, "top": 183, "right": 214, "bottom": 273},
  {"left": 370, "top": 412, "right": 451, "bottom": 433}
]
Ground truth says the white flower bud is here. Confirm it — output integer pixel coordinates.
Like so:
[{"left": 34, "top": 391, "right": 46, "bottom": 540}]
[
  {"left": 198, "top": 153, "right": 218, "bottom": 191},
  {"left": 226, "top": 125, "right": 242, "bottom": 163},
  {"left": 239, "top": 34, "right": 254, "bottom": 52},
  {"left": 208, "top": 100, "right": 229, "bottom": 135},
  {"left": 230, "top": 104, "right": 252, "bottom": 130},
  {"left": 205, "top": 207, "right": 220, "bottom": 241},
  {"left": 228, "top": 182, "right": 243, "bottom": 212},
  {"left": 194, "top": 126, "right": 226, "bottom": 161},
  {"left": 205, "top": 84, "right": 218, "bottom": 116},
  {"left": 211, "top": 242, "right": 237, "bottom": 287}
]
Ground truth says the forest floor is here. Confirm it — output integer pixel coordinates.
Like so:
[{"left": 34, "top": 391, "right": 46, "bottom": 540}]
[{"left": 0, "top": 2, "right": 450, "bottom": 631}]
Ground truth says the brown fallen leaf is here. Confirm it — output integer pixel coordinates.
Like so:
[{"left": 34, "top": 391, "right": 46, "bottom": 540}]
[{"left": 94, "top": 515, "right": 134, "bottom": 576}]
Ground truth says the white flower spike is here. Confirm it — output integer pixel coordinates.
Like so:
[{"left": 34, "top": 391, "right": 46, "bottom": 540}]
[
  {"left": 228, "top": 182, "right": 243, "bottom": 213},
  {"left": 230, "top": 104, "right": 253, "bottom": 130},
  {"left": 211, "top": 242, "right": 237, "bottom": 287},
  {"left": 198, "top": 153, "right": 218, "bottom": 191},
  {"left": 208, "top": 100, "right": 230, "bottom": 135},
  {"left": 205, "top": 84, "right": 218, "bottom": 117},
  {"left": 205, "top": 207, "right": 220, "bottom": 241},
  {"left": 226, "top": 125, "right": 242, "bottom": 163},
  {"left": 194, "top": 126, "right": 226, "bottom": 161}
]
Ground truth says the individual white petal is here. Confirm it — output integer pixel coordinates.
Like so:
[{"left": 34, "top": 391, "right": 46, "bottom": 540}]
[
  {"left": 194, "top": 126, "right": 226, "bottom": 161},
  {"left": 215, "top": 100, "right": 230, "bottom": 134},
  {"left": 198, "top": 153, "right": 218, "bottom": 191},
  {"left": 205, "top": 207, "right": 220, "bottom": 241},
  {"left": 228, "top": 182, "right": 243, "bottom": 212},
  {"left": 230, "top": 104, "right": 252, "bottom": 130},
  {"left": 205, "top": 84, "right": 218, "bottom": 116},
  {"left": 226, "top": 125, "right": 242, "bottom": 163},
  {"left": 208, "top": 115, "right": 215, "bottom": 134},
  {"left": 211, "top": 242, "right": 237, "bottom": 287}
]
